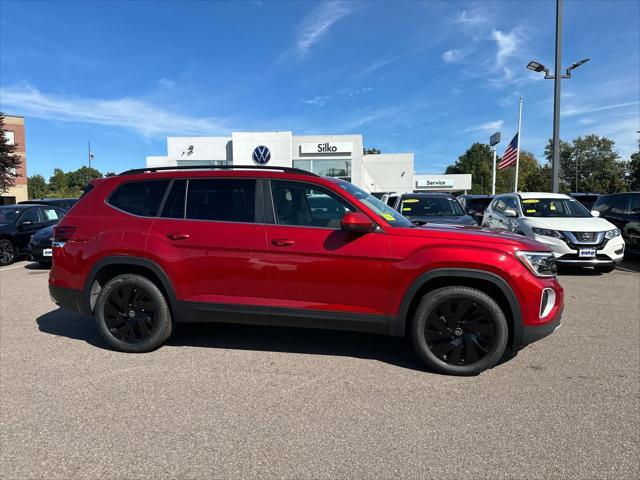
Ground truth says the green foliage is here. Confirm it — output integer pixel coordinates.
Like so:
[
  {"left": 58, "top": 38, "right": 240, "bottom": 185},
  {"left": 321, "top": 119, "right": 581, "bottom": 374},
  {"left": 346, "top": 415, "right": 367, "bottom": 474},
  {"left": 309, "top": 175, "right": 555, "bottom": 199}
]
[
  {"left": 105, "top": 171, "right": 117, "bottom": 177},
  {"left": 0, "top": 113, "right": 22, "bottom": 193},
  {"left": 27, "top": 174, "right": 48, "bottom": 199},
  {"left": 363, "top": 148, "right": 381, "bottom": 155},
  {"left": 544, "top": 135, "right": 629, "bottom": 193},
  {"left": 628, "top": 144, "right": 640, "bottom": 191},
  {"left": 446, "top": 143, "right": 493, "bottom": 194}
]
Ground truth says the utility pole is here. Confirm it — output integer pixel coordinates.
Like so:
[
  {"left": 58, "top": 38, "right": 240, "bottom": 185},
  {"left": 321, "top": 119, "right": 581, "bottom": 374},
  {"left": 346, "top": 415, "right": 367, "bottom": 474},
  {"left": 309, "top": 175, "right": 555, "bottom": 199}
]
[
  {"left": 514, "top": 97, "right": 523, "bottom": 193},
  {"left": 552, "top": 0, "right": 563, "bottom": 193}
]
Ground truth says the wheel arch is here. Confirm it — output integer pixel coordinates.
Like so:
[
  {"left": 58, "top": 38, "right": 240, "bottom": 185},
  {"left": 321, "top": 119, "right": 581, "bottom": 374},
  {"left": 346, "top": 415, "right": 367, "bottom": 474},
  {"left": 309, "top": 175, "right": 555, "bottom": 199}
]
[
  {"left": 83, "top": 256, "right": 177, "bottom": 317},
  {"left": 393, "top": 269, "right": 523, "bottom": 348}
]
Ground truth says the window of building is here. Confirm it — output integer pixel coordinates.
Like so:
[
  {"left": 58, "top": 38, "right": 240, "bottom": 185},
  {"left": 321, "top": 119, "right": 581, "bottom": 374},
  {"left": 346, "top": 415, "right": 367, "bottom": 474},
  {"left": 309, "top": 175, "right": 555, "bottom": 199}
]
[
  {"left": 271, "top": 180, "right": 353, "bottom": 228},
  {"left": 5, "top": 131, "right": 15, "bottom": 146},
  {"left": 108, "top": 180, "right": 170, "bottom": 217},
  {"left": 293, "top": 159, "right": 352, "bottom": 182},
  {"left": 186, "top": 179, "right": 256, "bottom": 222}
]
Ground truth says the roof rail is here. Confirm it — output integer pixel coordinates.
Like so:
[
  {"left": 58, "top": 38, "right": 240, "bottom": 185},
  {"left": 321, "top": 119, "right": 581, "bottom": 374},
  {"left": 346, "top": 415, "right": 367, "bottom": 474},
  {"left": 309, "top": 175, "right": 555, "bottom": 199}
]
[{"left": 119, "top": 164, "right": 318, "bottom": 176}]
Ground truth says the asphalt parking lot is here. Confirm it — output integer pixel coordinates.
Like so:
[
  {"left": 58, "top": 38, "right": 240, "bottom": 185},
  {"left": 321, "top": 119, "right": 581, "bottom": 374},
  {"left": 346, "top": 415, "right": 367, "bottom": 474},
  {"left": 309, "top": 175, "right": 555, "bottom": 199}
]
[{"left": 0, "top": 260, "right": 638, "bottom": 479}]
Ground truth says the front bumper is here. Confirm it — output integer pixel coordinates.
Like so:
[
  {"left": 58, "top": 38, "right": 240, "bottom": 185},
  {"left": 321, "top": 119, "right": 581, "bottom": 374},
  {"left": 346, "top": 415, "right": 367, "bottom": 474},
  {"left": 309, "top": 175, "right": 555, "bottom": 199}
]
[
  {"left": 531, "top": 233, "right": 625, "bottom": 266},
  {"left": 521, "top": 304, "right": 563, "bottom": 345}
]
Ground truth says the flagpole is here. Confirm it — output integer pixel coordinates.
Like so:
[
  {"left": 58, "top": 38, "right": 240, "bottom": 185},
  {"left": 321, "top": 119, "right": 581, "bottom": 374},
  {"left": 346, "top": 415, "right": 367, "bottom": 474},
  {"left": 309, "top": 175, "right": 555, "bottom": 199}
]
[
  {"left": 514, "top": 97, "right": 523, "bottom": 192},
  {"left": 491, "top": 147, "right": 497, "bottom": 195},
  {"left": 88, "top": 141, "right": 91, "bottom": 169}
]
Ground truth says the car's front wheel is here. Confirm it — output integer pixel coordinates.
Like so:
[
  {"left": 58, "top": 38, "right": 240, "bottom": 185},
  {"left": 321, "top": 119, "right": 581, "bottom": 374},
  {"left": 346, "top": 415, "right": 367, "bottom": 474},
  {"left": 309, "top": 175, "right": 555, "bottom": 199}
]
[
  {"left": 95, "top": 274, "right": 173, "bottom": 353},
  {"left": 410, "top": 286, "right": 508, "bottom": 375},
  {"left": 0, "top": 239, "right": 16, "bottom": 266}
]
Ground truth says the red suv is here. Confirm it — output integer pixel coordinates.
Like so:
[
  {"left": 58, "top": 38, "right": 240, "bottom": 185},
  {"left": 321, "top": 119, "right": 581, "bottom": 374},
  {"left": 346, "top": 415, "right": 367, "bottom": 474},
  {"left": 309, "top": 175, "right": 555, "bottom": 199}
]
[{"left": 49, "top": 166, "right": 563, "bottom": 375}]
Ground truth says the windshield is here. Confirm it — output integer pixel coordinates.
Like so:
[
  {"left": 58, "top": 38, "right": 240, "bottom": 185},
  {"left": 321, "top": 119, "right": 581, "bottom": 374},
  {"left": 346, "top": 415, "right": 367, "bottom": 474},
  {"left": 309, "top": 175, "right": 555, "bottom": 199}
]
[
  {"left": 400, "top": 196, "right": 465, "bottom": 218},
  {"left": 466, "top": 198, "right": 493, "bottom": 211},
  {"left": 521, "top": 198, "right": 592, "bottom": 218},
  {"left": 333, "top": 179, "right": 413, "bottom": 227},
  {"left": 0, "top": 206, "right": 25, "bottom": 224}
]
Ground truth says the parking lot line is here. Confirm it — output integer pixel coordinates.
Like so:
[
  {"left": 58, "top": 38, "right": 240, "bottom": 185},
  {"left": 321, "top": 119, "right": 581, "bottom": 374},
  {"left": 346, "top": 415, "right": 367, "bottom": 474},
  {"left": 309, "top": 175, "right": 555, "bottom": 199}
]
[{"left": 0, "top": 264, "right": 27, "bottom": 272}]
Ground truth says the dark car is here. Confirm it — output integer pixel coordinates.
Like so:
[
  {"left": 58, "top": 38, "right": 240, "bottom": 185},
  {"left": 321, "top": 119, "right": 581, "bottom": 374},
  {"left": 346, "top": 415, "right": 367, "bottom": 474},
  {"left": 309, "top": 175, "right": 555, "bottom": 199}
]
[
  {"left": 0, "top": 204, "right": 66, "bottom": 266},
  {"left": 389, "top": 193, "right": 477, "bottom": 226},
  {"left": 569, "top": 193, "right": 601, "bottom": 211},
  {"left": 49, "top": 165, "right": 563, "bottom": 376},
  {"left": 457, "top": 195, "right": 495, "bottom": 225},
  {"left": 592, "top": 192, "right": 640, "bottom": 256},
  {"left": 19, "top": 198, "right": 78, "bottom": 210},
  {"left": 28, "top": 224, "right": 55, "bottom": 265}
]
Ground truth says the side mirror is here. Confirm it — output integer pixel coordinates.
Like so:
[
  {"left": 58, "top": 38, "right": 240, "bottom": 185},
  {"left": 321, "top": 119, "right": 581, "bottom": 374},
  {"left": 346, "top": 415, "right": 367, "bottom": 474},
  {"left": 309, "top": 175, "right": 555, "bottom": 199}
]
[
  {"left": 341, "top": 212, "right": 376, "bottom": 233},
  {"left": 504, "top": 208, "right": 518, "bottom": 218},
  {"left": 591, "top": 210, "right": 600, "bottom": 217}
]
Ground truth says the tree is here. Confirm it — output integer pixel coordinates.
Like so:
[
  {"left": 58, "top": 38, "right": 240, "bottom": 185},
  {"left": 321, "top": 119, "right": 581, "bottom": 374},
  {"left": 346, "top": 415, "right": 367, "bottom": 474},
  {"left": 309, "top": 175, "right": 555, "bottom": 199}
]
[
  {"left": 545, "top": 135, "right": 629, "bottom": 193},
  {"left": 105, "top": 171, "right": 117, "bottom": 177},
  {"left": 363, "top": 148, "right": 381, "bottom": 155},
  {"left": 0, "top": 114, "right": 22, "bottom": 194},
  {"left": 27, "top": 174, "right": 48, "bottom": 199},
  {"left": 446, "top": 143, "right": 493, "bottom": 194},
  {"left": 48, "top": 168, "right": 72, "bottom": 197},
  {"left": 67, "top": 166, "right": 102, "bottom": 194},
  {"left": 628, "top": 141, "right": 640, "bottom": 191}
]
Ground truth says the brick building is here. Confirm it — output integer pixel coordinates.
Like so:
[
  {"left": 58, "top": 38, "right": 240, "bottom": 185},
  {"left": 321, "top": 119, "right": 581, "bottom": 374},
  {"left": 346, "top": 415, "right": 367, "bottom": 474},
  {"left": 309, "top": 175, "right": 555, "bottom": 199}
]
[{"left": 1, "top": 115, "right": 28, "bottom": 204}]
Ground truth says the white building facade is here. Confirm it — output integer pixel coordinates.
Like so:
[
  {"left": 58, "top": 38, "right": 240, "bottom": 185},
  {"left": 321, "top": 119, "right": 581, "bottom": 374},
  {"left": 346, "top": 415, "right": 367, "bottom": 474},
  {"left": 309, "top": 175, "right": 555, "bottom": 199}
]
[{"left": 147, "top": 131, "right": 415, "bottom": 194}]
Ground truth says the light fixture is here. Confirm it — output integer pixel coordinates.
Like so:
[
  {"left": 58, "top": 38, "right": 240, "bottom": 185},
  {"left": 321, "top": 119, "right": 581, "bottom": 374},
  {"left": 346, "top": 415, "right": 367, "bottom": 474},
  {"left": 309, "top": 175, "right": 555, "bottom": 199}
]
[{"left": 527, "top": 61, "right": 547, "bottom": 73}]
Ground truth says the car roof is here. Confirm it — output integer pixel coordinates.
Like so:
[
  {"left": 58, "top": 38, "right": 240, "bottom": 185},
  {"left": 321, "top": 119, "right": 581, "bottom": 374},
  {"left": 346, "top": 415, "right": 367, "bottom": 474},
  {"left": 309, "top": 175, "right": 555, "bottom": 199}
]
[
  {"left": 517, "top": 192, "right": 572, "bottom": 200},
  {"left": 401, "top": 192, "right": 454, "bottom": 197},
  {"left": 461, "top": 194, "right": 495, "bottom": 198}
]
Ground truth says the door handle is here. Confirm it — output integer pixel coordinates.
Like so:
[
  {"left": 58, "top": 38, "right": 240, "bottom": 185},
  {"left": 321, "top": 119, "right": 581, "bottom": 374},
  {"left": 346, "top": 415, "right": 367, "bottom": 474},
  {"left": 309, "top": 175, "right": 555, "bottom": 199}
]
[
  {"left": 271, "top": 238, "right": 295, "bottom": 247},
  {"left": 167, "top": 232, "right": 190, "bottom": 240}
]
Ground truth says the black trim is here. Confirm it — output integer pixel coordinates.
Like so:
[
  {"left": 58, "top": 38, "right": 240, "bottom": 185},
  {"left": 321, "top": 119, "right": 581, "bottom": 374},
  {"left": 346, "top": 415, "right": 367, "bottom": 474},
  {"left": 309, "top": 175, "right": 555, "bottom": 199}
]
[
  {"left": 120, "top": 165, "right": 319, "bottom": 176},
  {"left": 49, "top": 285, "right": 83, "bottom": 313},
  {"left": 178, "top": 301, "right": 389, "bottom": 334},
  {"left": 521, "top": 306, "right": 562, "bottom": 345},
  {"left": 394, "top": 268, "right": 524, "bottom": 347}
]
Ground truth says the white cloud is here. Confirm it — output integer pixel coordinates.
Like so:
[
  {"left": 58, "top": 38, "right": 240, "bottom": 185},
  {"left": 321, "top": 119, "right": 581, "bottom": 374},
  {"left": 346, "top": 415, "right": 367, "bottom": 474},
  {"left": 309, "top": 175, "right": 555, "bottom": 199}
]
[
  {"left": 454, "top": 10, "right": 488, "bottom": 25},
  {"left": 0, "top": 85, "right": 229, "bottom": 137},
  {"left": 562, "top": 100, "right": 640, "bottom": 117},
  {"left": 465, "top": 120, "right": 504, "bottom": 133},
  {"left": 303, "top": 95, "right": 331, "bottom": 106},
  {"left": 157, "top": 78, "right": 175, "bottom": 88},
  {"left": 491, "top": 28, "right": 520, "bottom": 68},
  {"left": 287, "top": 1, "right": 352, "bottom": 60},
  {"left": 442, "top": 49, "right": 467, "bottom": 63}
]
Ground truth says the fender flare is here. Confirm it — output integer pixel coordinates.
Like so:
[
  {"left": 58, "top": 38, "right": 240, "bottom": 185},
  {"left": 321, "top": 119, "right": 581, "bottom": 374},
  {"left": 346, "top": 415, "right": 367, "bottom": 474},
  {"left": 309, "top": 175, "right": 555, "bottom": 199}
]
[
  {"left": 82, "top": 256, "right": 178, "bottom": 316},
  {"left": 391, "top": 268, "right": 523, "bottom": 347}
]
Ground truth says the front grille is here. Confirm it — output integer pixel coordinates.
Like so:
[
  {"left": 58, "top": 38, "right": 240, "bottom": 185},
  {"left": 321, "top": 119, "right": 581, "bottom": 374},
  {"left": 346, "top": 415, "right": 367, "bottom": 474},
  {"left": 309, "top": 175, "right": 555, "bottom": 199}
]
[{"left": 570, "top": 231, "right": 598, "bottom": 242}]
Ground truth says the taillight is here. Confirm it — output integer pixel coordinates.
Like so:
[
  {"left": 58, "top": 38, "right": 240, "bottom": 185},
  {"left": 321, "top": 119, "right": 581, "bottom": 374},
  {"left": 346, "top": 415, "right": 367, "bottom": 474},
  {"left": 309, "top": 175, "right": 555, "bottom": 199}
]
[{"left": 53, "top": 226, "right": 76, "bottom": 243}]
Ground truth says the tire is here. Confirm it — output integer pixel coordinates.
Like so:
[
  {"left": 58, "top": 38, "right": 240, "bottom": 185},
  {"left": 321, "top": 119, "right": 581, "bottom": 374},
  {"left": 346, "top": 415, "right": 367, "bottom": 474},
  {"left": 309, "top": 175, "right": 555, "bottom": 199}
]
[
  {"left": 0, "top": 239, "right": 16, "bottom": 266},
  {"left": 594, "top": 265, "right": 615, "bottom": 273},
  {"left": 410, "top": 286, "right": 509, "bottom": 376},
  {"left": 95, "top": 274, "right": 173, "bottom": 353}
]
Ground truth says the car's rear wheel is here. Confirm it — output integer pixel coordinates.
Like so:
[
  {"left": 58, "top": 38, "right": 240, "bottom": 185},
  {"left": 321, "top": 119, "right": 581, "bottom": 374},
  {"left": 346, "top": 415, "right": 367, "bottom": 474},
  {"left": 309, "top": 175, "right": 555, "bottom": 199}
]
[
  {"left": 410, "top": 286, "right": 508, "bottom": 376},
  {"left": 95, "top": 274, "right": 173, "bottom": 353},
  {"left": 0, "top": 239, "right": 15, "bottom": 266}
]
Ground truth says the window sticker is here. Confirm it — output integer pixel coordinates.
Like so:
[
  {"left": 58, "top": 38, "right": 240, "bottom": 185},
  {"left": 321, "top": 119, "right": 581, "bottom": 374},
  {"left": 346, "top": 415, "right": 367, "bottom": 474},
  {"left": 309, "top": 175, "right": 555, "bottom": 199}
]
[
  {"left": 382, "top": 213, "right": 396, "bottom": 221},
  {"left": 402, "top": 207, "right": 412, "bottom": 212},
  {"left": 44, "top": 209, "right": 58, "bottom": 220},
  {"left": 526, "top": 209, "right": 536, "bottom": 213},
  {"left": 522, "top": 199, "right": 539, "bottom": 203},
  {"left": 550, "top": 203, "right": 556, "bottom": 211},
  {"left": 403, "top": 199, "right": 419, "bottom": 203}
]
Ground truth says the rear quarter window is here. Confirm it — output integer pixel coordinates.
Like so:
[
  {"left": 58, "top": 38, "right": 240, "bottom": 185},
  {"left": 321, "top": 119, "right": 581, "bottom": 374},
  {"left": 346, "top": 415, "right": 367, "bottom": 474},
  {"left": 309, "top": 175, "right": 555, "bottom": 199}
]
[{"left": 108, "top": 180, "right": 170, "bottom": 217}]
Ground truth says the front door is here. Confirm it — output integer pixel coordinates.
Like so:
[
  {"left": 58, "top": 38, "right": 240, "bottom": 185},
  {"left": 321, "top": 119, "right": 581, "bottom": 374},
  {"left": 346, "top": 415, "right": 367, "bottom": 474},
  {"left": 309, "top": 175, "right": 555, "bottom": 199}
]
[{"left": 264, "top": 179, "right": 393, "bottom": 332}]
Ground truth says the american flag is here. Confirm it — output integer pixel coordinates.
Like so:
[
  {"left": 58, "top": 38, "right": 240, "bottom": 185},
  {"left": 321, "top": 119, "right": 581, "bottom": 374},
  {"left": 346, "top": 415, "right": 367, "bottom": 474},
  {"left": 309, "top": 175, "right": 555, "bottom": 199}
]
[{"left": 498, "top": 133, "right": 518, "bottom": 169}]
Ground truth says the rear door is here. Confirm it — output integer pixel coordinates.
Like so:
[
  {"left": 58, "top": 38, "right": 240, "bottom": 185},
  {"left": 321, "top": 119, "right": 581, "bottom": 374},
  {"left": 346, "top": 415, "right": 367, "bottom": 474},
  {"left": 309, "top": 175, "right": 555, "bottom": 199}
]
[
  {"left": 15, "top": 208, "right": 45, "bottom": 249},
  {"left": 147, "top": 177, "right": 271, "bottom": 320},
  {"left": 264, "top": 179, "right": 392, "bottom": 331}
]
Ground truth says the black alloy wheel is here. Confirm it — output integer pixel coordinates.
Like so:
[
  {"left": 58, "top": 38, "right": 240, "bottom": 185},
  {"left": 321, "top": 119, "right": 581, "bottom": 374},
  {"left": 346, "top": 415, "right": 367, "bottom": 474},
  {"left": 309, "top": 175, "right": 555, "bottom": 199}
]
[
  {"left": 424, "top": 298, "right": 495, "bottom": 366},
  {"left": 0, "top": 240, "right": 15, "bottom": 266},
  {"left": 104, "top": 285, "right": 157, "bottom": 343}
]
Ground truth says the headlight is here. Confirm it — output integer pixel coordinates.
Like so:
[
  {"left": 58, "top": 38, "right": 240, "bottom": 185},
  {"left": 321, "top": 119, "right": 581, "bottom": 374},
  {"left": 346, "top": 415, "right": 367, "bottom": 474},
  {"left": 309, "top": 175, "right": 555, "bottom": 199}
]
[
  {"left": 516, "top": 251, "right": 557, "bottom": 277},
  {"left": 532, "top": 227, "right": 564, "bottom": 238},
  {"left": 605, "top": 228, "right": 620, "bottom": 239}
]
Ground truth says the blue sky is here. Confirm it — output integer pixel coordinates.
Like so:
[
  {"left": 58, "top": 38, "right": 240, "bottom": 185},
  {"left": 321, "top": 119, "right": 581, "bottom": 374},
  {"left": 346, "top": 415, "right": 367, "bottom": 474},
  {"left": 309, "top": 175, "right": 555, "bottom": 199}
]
[{"left": 1, "top": 0, "right": 638, "bottom": 179}]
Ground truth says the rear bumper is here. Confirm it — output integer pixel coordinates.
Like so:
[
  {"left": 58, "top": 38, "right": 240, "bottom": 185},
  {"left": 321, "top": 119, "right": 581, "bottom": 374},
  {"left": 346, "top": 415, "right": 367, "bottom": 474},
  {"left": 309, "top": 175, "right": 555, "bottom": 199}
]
[
  {"left": 49, "top": 285, "right": 85, "bottom": 314},
  {"left": 521, "top": 304, "right": 563, "bottom": 346}
]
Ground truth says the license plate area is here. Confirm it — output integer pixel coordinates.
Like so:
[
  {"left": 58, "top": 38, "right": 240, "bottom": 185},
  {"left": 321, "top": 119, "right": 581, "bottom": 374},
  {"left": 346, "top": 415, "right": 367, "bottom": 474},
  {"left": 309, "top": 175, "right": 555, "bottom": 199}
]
[
  {"left": 579, "top": 248, "right": 596, "bottom": 258},
  {"left": 43, "top": 248, "right": 52, "bottom": 257}
]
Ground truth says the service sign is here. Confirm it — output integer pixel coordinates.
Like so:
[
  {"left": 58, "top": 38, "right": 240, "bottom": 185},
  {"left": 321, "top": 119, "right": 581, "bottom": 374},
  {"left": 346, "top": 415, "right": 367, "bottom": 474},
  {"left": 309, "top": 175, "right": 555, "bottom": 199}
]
[
  {"left": 300, "top": 142, "right": 353, "bottom": 154},
  {"left": 416, "top": 177, "right": 455, "bottom": 189}
]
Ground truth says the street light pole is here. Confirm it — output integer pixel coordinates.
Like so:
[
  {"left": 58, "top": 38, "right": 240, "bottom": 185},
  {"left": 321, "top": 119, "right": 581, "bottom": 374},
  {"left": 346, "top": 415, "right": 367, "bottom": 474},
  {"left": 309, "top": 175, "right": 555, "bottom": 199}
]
[{"left": 552, "top": 0, "right": 563, "bottom": 193}]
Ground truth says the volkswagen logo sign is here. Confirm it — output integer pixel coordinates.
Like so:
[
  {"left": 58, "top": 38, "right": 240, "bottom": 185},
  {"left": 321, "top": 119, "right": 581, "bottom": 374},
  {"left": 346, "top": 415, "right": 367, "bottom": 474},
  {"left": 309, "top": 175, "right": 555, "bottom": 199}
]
[{"left": 252, "top": 145, "right": 271, "bottom": 164}]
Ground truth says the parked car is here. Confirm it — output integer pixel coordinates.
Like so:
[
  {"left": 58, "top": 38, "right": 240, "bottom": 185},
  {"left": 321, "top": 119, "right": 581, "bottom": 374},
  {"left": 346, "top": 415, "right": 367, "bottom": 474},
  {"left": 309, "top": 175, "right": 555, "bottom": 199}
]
[
  {"left": 27, "top": 224, "right": 55, "bottom": 266},
  {"left": 0, "top": 204, "right": 66, "bottom": 266},
  {"left": 569, "top": 193, "right": 601, "bottom": 211},
  {"left": 49, "top": 166, "right": 563, "bottom": 376},
  {"left": 388, "top": 192, "right": 477, "bottom": 226},
  {"left": 457, "top": 195, "right": 495, "bottom": 225},
  {"left": 592, "top": 192, "right": 640, "bottom": 256},
  {"left": 482, "top": 192, "right": 624, "bottom": 272},
  {"left": 19, "top": 198, "right": 78, "bottom": 210}
]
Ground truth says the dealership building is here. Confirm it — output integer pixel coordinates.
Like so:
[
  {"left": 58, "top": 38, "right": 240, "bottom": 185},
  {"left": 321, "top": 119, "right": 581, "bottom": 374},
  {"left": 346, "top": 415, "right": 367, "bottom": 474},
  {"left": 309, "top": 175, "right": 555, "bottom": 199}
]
[{"left": 147, "top": 131, "right": 471, "bottom": 194}]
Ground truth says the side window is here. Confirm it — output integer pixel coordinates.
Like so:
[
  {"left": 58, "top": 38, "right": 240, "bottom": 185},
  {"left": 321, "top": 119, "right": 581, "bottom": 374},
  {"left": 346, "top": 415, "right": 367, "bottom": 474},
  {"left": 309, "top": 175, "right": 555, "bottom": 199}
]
[
  {"left": 610, "top": 196, "right": 627, "bottom": 214},
  {"left": 387, "top": 195, "right": 398, "bottom": 207},
  {"left": 271, "top": 181, "right": 353, "bottom": 228},
  {"left": 627, "top": 195, "right": 640, "bottom": 215},
  {"left": 109, "top": 180, "right": 170, "bottom": 217},
  {"left": 506, "top": 197, "right": 519, "bottom": 212},
  {"left": 41, "top": 207, "right": 60, "bottom": 221},
  {"left": 186, "top": 179, "right": 256, "bottom": 222},
  {"left": 160, "top": 180, "right": 186, "bottom": 219},
  {"left": 20, "top": 208, "right": 41, "bottom": 224}
]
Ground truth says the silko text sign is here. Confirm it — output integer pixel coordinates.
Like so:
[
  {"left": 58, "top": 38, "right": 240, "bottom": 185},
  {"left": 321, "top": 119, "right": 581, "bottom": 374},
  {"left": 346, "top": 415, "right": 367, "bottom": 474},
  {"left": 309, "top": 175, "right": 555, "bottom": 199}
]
[{"left": 300, "top": 142, "right": 353, "bottom": 154}]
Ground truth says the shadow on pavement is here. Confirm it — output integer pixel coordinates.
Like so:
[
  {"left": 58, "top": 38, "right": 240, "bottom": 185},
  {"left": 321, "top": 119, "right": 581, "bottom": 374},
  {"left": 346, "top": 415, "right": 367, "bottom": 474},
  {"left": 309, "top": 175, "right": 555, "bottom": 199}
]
[
  {"left": 24, "top": 261, "right": 50, "bottom": 270},
  {"left": 36, "top": 308, "right": 518, "bottom": 373}
]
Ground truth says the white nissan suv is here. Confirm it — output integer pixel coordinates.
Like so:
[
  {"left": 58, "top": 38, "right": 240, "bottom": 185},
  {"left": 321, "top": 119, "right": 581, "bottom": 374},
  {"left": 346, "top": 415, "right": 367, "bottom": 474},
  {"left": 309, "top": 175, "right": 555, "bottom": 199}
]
[{"left": 482, "top": 192, "right": 625, "bottom": 272}]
